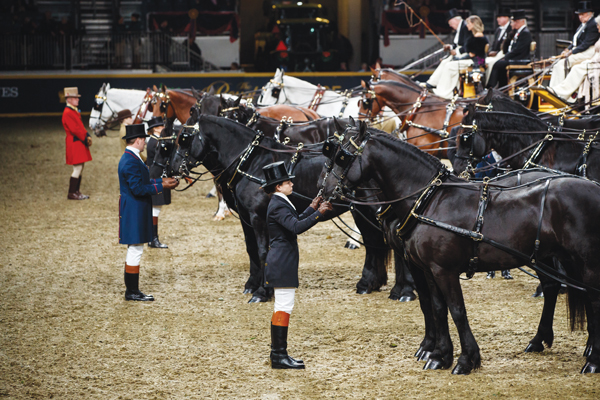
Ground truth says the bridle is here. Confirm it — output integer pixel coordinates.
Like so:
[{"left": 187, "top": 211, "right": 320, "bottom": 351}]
[
  {"left": 317, "top": 124, "right": 353, "bottom": 197},
  {"left": 454, "top": 120, "right": 481, "bottom": 178},
  {"left": 326, "top": 129, "right": 371, "bottom": 201},
  {"left": 358, "top": 88, "right": 382, "bottom": 120}
]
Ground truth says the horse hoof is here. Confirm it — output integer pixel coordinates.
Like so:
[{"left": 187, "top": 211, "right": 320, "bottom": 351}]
[
  {"left": 224, "top": 210, "right": 232, "bottom": 216},
  {"left": 206, "top": 193, "right": 215, "bottom": 198},
  {"left": 414, "top": 346, "right": 424, "bottom": 358},
  {"left": 356, "top": 289, "right": 369, "bottom": 295},
  {"left": 248, "top": 296, "right": 267, "bottom": 303},
  {"left": 524, "top": 342, "right": 545, "bottom": 353},
  {"left": 418, "top": 351, "right": 433, "bottom": 362},
  {"left": 423, "top": 359, "right": 444, "bottom": 370},
  {"left": 243, "top": 288, "right": 253, "bottom": 294},
  {"left": 531, "top": 291, "right": 544, "bottom": 298},
  {"left": 345, "top": 242, "right": 359, "bottom": 250},
  {"left": 452, "top": 364, "right": 472, "bottom": 375},
  {"left": 399, "top": 293, "right": 417, "bottom": 302},
  {"left": 213, "top": 215, "right": 225, "bottom": 221},
  {"left": 581, "top": 361, "right": 599, "bottom": 374},
  {"left": 583, "top": 344, "right": 593, "bottom": 357}
]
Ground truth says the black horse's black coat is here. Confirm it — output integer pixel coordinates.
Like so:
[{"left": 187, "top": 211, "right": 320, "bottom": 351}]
[{"left": 322, "top": 122, "right": 600, "bottom": 374}]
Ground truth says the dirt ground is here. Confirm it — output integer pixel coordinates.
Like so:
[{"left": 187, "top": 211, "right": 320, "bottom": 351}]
[{"left": 0, "top": 117, "right": 598, "bottom": 399}]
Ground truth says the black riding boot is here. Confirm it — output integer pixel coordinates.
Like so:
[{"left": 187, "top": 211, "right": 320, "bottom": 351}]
[
  {"left": 270, "top": 324, "right": 305, "bottom": 369},
  {"left": 501, "top": 270, "right": 513, "bottom": 280},
  {"left": 75, "top": 176, "right": 89, "bottom": 199},
  {"left": 486, "top": 271, "right": 495, "bottom": 279},
  {"left": 124, "top": 264, "right": 154, "bottom": 301},
  {"left": 149, "top": 217, "right": 168, "bottom": 248}
]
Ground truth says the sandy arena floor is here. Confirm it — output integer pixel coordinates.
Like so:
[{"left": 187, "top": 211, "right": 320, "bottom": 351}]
[{"left": 0, "top": 117, "right": 598, "bottom": 399}]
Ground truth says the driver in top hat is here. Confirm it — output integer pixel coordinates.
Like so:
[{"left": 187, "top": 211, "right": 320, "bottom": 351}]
[
  {"left": 261, "top": 161, "right": 332, "bottom": 370},
  {"left": 118, "top": 123, "right": 179, "bottom": 301},
  {"left": 549, "top": 1, "right": 599, "bottom": 91},
  {"left": 422, "top": 8, "right": 473, "bottom": 91}
]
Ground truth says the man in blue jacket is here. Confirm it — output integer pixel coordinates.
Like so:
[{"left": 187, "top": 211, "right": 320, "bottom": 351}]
[{"left": 118, "top": 123, "right": 179, "bottom": 301}]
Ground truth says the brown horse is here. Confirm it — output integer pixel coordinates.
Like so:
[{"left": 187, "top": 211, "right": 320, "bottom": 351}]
[
  {"left": 152, "top": 85, "right": 320, "bottom": 123},
  {"left": 359, "top": 70, "right": 466, "bottom": 159}
]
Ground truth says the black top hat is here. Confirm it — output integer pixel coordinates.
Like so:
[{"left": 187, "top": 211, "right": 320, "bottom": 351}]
[
  {"left": 446, "top": 8, "right": 461, "bottom": 22},
  {"left": 261, "top": 161, "right": 295, "bottom": 192},
  {"left": 122, "top": 123, "right": 148, "bottom": 140},
  {"left": 511, "top": 9, "right": 527, "bottom": 21},
  {"left": 497, "top": 7, "right": 511, "bottom": 18},
  {"left": 147, "top": 116, "right": 165, "bottom": 129},
  {"left": 575, "top": 1, "right": 593, "bottom": 14}
]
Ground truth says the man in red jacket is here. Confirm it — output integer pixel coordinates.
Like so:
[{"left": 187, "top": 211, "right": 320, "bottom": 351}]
[{"left": 62, "top": 87, "right": 93, "bottom": 200}]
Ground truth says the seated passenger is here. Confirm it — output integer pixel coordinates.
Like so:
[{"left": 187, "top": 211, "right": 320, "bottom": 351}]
[
  {"left": 485, "top": 8, "right": 512, "bottom": 86},
  {"left": 486, "top": 10, "right": 532, "bottom": 89},
  {"left": 548, "top": 14, "right": 600, "bottom": 103},
  {"left": 432, "top": 15, "right": 488, "bottom": 99},
  {"left": 422, "top": 8, "right": 473, "bottom": 91},
  {"left": 549, "top": 2, "right": 599, "bottom": 89}
]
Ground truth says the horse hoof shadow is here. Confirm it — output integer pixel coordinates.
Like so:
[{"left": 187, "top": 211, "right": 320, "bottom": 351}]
[
  {"left": 524, "top": 342, "right": 545, "bottom": 353},
  {"left": 581, "top": 361, "right": 599, "bottom": 374}
]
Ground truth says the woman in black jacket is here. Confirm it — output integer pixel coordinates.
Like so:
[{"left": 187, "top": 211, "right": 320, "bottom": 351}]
[{"left": 261, "top": 161, "right": 332, "bottom": 369}]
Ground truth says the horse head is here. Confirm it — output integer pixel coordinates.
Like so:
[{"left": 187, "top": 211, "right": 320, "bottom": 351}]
[
  {"left": 219, "top": 95, "right": 248, "bottom": 122},
  {"left": 319, "top": 119, "right": 370, "bottom": 199},
  {"left": 89, "top": 83, "right": 109, "bottom": 137},
  {"left": 358, "top": 80, "right": 382, "bottom": 121},
  {"left": 258, "top": 68, "right": 284, "bottom": 106},
  {"left": 170, "top": 111, "right": 205, "bottom": 177},
  {"left": 452, "top": 103, "right": 488, "bottom": 176}
]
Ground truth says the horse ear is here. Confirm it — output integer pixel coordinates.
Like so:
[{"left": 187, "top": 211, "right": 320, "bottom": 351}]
[
  {"left": 191, "top": 86, "right": 199, "bottom": 98},
  {"left": 375, "top": 62, "right": 381, "bottom": 70},
  {"left": 359, "top": 120, "right": 368, "bottom": 138},
  {"left": 234, "top": 96, "right": 241, "bottom": 107},
  {"left": 333, "top": 117, "right": 344, "bottom": 135},
  {"left": 220, "top": 95, "right": 227, "bottom": 108},
  {"left": 208, "top": 86, "right": 215, "bottom": 95},
  {"left": 484, "top": 88, "right": 494, "bottom": 103},
  {"left": 361, "top": 80, "right": 366, "bottom": 88},
  {"left": 153, "top": 85, "right": 158, "bottom": 92},
  {"left": 106, "top": 83, "right": 110, "bottom": 91},
  {"left": 349, "top": 115, "right": 356, "bottom": 127},
  {"left": 162, "top": 85, "right": 168, "bottom": 93}
]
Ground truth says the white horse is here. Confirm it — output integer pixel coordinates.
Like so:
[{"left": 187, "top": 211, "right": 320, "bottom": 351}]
[{"left": 89, "top": 83, "right": 152, "bottom": 137}]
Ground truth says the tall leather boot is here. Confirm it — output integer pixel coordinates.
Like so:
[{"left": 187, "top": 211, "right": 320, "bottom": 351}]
[
  {"left": 270, "top": 311, "right": 305, "bottom": 369},
  {"left": 149, "top": 217, "right": 168, "bottom": 248},
  {"left": 68, "top": 177, "right": 84, "bottom": 200},
  {"left": 124, "top": 264, "right": 154, "bottom": 301},
  {"left": 75, "top": 176, "right": 89, "bottom": 199}
]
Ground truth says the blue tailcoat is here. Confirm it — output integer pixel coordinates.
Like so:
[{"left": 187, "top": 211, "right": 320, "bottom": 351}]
[{"left": 118, "top": 149, "right": 164, "bottom": 244}]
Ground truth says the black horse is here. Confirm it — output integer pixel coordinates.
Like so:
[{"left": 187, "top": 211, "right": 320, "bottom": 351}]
[
  {"left": 453, "top": 93, "right": 600, "bottom": 180},
  {"left": 320, "top": 121, "right": 600, "bottom": 374},
  {"left": 160, "top": 112, "right": 416, "bottom": 302}
]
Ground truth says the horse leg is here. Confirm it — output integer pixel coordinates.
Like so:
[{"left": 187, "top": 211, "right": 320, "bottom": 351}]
[
  {"left": 406, "top": 263, "right": 437, "bottom": 361},
  {"left": 344, "top": 221, "right": 361, "bottom": 249},
  {"left": 421, "top": 268, "right": 453, "bottom": 370},
  {"left": 389, "top": 251, "right": 417, "bottom": 302},
  {"left": 353, "top": 208, "right": 388, "bottom": 294},
  {"left": 584, "top": 298, "right": 595, "bottom": 357},
  {"left": 525, "top": 259, "right": 562, "bottom": 352},
  {"left": 248, "top": 214, "right": 272, "bottom": 304},
  {"left": 213, "top": 187, "right": 231, "bottom": 221},
  {"left": 239, "top": 214, "right": 263, "bottom": 296},
  {"left": 432, "top": 266, "right": 481, "bottom": 374}
]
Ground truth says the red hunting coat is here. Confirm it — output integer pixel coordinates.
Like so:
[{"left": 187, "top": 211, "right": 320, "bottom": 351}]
[{"left": 62, "top": 105, "right": 92, "bottom": 165}]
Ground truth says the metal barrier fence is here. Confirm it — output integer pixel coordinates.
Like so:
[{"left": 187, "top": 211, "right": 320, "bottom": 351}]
[{"left": 0, "top": 33, "right": 218, "bottom": 71}]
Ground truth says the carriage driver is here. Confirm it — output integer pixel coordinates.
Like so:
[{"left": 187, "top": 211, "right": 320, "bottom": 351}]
[
  {"left": 549, "top": 2, "right": 599, "bottom": 91},
  {"left": 261, "top": 161, "right": 333, "bottom": 369},
  {"left": 118, "top": 124, "right": 179, "bottom": 301},
  {"left": 62, "top": 87, "right": 92, "bottom": 200}
]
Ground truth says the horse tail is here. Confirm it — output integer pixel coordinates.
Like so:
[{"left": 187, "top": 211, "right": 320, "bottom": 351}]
[{"left": 566, "top": 286, "right": 587, "bottom": 331}]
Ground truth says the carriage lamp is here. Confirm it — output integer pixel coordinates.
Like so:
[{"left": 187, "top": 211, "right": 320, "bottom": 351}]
[
  {"left": 471, "top": 72, "right": 481, "bottom": 83},
  {"left": 519, "top": 90, "right": 528, "bottom": 101}
]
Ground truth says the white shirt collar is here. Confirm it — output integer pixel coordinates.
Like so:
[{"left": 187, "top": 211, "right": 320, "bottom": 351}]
[
  {"left": 453, "top": 20, "right": 463, "bottom": 45},
  {"left": 499, "top": 21, "right": 510, "bottom": 32},
  {"left": 126, "top": 145, "right": 144, "bottom": 162},
  {"left": 274, "top": 192, "right": 296, "bottom": 210}
]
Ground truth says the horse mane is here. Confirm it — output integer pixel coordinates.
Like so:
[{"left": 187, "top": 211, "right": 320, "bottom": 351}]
[
  {"left": 169, "top": 88, "right": 194, "bottom": 97},
  {"left": 370, "top": 130, "right": 445, "bottom": 170},
  {"left": 381, "top": 69, "right": 422, "bottom": 90},
  {"left": 374, "top": 79, "right": 421, "bottom": 94}
]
